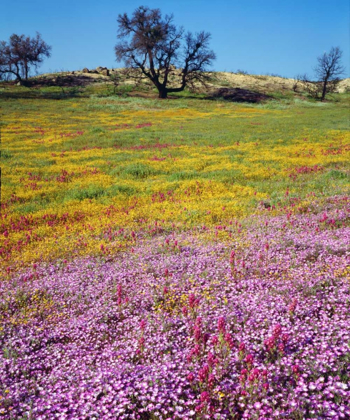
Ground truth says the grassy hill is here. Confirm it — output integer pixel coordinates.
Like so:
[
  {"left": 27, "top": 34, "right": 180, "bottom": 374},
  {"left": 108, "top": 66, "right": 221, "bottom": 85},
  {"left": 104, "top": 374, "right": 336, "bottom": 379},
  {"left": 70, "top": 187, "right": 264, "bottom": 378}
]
[{"left": 1, "top": 68, "right": 349, "bottom": 102}]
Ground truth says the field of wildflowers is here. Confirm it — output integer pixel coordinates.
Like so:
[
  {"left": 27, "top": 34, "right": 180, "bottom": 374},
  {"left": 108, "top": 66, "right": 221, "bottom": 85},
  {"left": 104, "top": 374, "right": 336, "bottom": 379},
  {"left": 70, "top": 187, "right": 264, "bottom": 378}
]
[
  {"left": 2, "top": 94, "right": 349, "bottom": 271},
  {"left": 1, "top": 90, "right": 349, "bottom": 418}
]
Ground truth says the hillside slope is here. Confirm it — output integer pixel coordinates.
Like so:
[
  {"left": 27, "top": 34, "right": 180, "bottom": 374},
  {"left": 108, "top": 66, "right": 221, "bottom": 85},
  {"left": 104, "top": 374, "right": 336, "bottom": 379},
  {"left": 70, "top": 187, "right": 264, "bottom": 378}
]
[{"left": 26, "top": 68, "right": 350, "bottom": 96}]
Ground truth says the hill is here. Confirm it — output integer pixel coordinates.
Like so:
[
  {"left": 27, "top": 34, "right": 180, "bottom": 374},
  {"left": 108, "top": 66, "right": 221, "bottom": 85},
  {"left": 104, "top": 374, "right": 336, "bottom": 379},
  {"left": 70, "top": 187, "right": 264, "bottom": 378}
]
[{"left": 2, "top": 68, "right": 349, "bottom": 101}]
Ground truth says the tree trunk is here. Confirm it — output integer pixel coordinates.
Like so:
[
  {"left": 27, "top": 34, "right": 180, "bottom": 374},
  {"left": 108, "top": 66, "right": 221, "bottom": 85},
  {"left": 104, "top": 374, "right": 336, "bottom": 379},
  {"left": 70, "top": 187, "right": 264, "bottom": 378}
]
[
  {"left": 321, "top": 79, "right": 328, "bottom": 101},
  {"left": 14, "top": 72, "right": 22, "bottom": 83},
  {"left": 158, "top": 88, "right": 168, "bottom": 99},
  {"left": 9, "top": 64, "right": 22, "bottom": 82},
  {"left": 321, "top": 82, "right": 327, "bottom": 101}
]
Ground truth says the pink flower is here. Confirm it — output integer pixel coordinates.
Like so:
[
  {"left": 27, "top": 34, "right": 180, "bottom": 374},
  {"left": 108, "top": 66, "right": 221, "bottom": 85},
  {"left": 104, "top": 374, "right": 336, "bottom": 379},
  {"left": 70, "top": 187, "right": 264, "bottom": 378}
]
[
  {"left": 200, "top": 391, "right": 210, "bottom": 402},
  {"left": 288, "top": 298, "right": 298, "bottom": 313},
  {"left": 244, "top": 354, "right": 254, "bottom": 365},
  {"left": 187, "top": 372, "right": 194, "bottom": 382},
  {"left": 248, "top": 373, "right": 256, "bottom": 382},
  {"left": 189, "top": 294, "right": 197, "bottom": 308},
  {"left": 117, "top": 284, "right": 122, "bottom": 305},
  {"left": 208, "top": 374, "right": 215, "bottom": 388},
  {"left": 238, "top": 342, "right": 246, "bottom": 352},
  {"left": 292, "top": 364, "right": 300, "bottom": 374},
  {"left": 194, "top": 325, "right": 202, "bottom": 342},
  {"left": 207, "top": 352, "right": 218, "bottom": 367},
  {"left": 273, "top": 324, "right": 282, "bottom": 338},
  {"left": 218, "top": 316, "right": 226, "bottom": 334},
  {"left": 195, "top": 403, "right": 204, "bottom": 412},
  {"left": 193, "top": 344, "right": 200, "bottom": 356},
  {"left": 224, "top": 332, "right": 234, "bottom": 349},
  {"left": 264, "top": 336, "right": 275, "bottom": 351},
  {"left": 198, "top": 364, "right": 209, "bottom": 382}
]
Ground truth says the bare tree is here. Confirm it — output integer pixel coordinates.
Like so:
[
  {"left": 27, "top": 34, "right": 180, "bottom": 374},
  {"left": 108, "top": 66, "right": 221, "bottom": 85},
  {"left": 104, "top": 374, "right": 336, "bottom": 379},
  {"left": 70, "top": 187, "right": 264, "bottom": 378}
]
[
  {"left": 315, "top": 47, "right": 345, "bottom": 101},
  {"left": 115, "top": 6, "right": 216, "bottom": 98},
  {"left": 0, "top": 33, "right": 51, "bottom": 83},
  {"left": 295, "top": 47, "right": 345, "bottom": 100}
]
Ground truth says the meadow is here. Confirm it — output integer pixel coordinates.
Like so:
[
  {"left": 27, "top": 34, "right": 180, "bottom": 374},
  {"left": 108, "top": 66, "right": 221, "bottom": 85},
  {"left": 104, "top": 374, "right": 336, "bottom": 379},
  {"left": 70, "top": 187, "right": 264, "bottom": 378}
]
[{"left": 1, "top": 85, "right": 349, "bottom": 418}]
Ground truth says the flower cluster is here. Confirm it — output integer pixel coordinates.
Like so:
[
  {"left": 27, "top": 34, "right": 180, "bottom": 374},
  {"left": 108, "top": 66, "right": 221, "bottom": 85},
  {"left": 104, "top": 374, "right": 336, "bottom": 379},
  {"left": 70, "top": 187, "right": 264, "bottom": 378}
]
[
  {"left": 1, "top": 199, "right": 349, "bottom": 418},
  {"left": 2, "top": 95, "right": 349, "bottom": 271}
]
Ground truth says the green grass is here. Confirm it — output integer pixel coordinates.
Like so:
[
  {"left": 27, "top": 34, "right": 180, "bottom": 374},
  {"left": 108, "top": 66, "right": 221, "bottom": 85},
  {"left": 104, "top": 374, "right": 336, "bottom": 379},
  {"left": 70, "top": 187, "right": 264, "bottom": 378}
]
[{"left": 1, "top": 82, "right": 349, "bottom": 214}]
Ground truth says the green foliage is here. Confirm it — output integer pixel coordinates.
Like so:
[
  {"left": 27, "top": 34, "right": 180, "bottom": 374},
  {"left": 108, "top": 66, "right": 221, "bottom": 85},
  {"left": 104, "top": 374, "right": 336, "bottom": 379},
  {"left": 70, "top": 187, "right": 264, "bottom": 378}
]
[
  {"left": 65, "top": 185, "right": 106, "bottom": 201},
  {"left": 169, "top": 171, "right": 199, "bottom": 181},
  {"left": 121, "top": 163, "right": 161, "bottom": 179},
  {"left": 1, "top": 149, "right": 12, "bottom": 159},
  {"left": 326, "top": 169, "right": 349, "bottom": 180}
]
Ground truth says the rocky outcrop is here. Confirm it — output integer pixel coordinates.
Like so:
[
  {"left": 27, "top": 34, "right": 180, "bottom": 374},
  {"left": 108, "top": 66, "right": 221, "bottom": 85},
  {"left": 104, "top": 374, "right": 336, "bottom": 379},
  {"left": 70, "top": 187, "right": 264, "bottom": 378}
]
[{"left": 96, "top": 67, "right": 109, "bottom": 76}]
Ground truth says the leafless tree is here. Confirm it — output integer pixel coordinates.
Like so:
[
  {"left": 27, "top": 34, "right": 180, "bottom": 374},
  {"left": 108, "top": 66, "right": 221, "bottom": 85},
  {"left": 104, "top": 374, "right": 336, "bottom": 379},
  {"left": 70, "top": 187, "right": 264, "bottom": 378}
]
[
  {"left": 295, "top": 48, "right": 345, "bottom": 100},
  {"left": 115, "top": 6, "right": 216, "bottom": 98},
  {"left": 315, "top": 47, "right": 345, "bottom": 101},
  {"left": 0, "top": 33, "right": 51, "bottom": 83}
]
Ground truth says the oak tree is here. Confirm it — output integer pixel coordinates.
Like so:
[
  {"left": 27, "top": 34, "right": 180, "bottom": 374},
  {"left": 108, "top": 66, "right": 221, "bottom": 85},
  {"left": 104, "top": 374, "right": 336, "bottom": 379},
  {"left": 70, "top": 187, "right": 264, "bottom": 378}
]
[
  {"left": 0, "top": 33, "right": 51, "bottom": 82},
  {"left": 115, "top": 6, "right": 216, "bottom": 98}
]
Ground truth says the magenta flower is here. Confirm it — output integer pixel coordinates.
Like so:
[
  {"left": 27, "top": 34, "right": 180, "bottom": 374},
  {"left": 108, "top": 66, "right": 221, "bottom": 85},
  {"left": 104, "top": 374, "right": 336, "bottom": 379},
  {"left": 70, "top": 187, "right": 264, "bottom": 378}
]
[
  {"left": 200, "top": 391, "right": 210, "bottom": 402},
  {"left": 239, "top": 342, "right": 246, "bottom": 352},
  {"left": 187, "top": 372, "right": 195, "bottom": 382},
  {"left": 217, "top": 316, "right": 226, "bottom": 334},
  {"left": 245, "top": 354, "right": 254, "bottom": 365}
]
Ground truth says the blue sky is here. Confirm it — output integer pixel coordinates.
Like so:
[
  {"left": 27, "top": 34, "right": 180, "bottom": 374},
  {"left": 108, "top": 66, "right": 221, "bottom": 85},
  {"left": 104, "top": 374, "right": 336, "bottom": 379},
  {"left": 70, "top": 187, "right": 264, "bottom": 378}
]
[{"left": 1, "top": 0, "right": 349, "bottom": 78}]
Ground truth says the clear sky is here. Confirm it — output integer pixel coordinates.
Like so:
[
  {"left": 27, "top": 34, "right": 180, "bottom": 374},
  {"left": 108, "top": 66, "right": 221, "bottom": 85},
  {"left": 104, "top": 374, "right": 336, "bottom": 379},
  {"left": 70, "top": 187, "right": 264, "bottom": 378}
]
[{"left": 1, "top": 0, "right": 349, "bottom": 78}]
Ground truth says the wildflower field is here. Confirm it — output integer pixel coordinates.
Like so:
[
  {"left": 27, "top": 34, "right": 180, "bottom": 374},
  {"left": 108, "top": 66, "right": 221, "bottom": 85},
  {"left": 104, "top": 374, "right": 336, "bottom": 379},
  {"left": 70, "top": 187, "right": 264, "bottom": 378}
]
[{"left": 1, "top": 90, "right": 350, "bottom": 419}]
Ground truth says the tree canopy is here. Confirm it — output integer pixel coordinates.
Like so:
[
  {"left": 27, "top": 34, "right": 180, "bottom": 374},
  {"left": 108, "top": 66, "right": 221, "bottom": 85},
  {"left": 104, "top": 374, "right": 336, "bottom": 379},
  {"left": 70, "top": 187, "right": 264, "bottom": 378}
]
[
  {"left": 115, "top": 6, "right": 216, "bottom": 98},
  {"left": 0, "top": 33, "right": 51, "bottom": 82}
]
